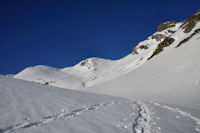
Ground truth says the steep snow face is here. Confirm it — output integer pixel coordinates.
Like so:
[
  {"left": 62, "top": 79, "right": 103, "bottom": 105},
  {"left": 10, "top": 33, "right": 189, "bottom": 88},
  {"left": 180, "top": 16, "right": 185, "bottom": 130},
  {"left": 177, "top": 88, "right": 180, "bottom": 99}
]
[
  {"left": 1, "top": 76, "right": 200, "bottom": 133},
  {"left": 86, "top": 22, "right": 200, "bottom": 109},
  {"left": 84, "top": 11, "right": 200, "bottom": 108},
  {"left": 132, "top": 21, "right": 181, "bottom": 58},
  {"left": 147, "top": 9, "right": 200, "bottom": 59}
]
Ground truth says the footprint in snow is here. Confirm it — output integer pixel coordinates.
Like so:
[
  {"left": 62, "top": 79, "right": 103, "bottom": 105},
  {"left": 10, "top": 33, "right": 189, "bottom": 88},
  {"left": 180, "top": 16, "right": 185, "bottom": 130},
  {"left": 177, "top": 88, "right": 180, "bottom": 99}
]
[
  {"left": 157, "top": 127, "right": 161, "bottom": 130},
  {"left": 120, "top": 118, "right": 127, "bottom": 122},
  {"left": 156, "top": 117, "right": 160, "bottom": 120},
  {"left": 23, "top": 118, "right": 29, "bottom": 121},
  {"left": 116, "top": 123, "right": 128, "bottom": 131}
]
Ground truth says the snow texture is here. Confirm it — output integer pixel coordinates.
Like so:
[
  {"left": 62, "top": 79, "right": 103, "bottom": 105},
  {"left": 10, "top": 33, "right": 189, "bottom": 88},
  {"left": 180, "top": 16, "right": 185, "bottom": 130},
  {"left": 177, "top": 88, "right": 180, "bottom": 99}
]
[
  {"left": 2, "top": 11, "right": 200, "bottom": 133},
  {"left": 0, "top": 76, "right": 200, "bottom": 133}
]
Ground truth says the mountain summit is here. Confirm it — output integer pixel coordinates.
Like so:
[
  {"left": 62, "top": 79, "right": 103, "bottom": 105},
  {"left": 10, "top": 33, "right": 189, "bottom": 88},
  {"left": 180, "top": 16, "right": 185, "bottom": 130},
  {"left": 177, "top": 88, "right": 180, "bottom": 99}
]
[{"left": 14, "top": 10, "right": 200, "bottom": 93}]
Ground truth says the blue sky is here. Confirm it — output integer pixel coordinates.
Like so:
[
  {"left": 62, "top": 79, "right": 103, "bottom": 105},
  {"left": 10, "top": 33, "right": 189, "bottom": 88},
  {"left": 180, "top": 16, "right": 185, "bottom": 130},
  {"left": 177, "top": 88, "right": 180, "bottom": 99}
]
[{"left": 0, "top": 0, "right": 200, "bottom": 74}]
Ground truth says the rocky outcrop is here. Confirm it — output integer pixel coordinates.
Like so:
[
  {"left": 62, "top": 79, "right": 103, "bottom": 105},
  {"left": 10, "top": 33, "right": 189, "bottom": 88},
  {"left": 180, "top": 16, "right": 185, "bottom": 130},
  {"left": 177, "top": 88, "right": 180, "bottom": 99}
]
[
  {"left": 132, "top": 48, "right": 139, "bottom": 55},
  {"left": 80, "top": 60, "right": 89, "bottom": 66},
  {"left": 79, "top": 59, "right": 92, "bottom": 70},
  {"left": 132, "top": 45, "right": 149, "bottom": 55},
  {"left": 151, "top": 34, "right": 167, "bottom": 41},
  {"left": 180, "top": 10, "right": 200, "bottom": 33},
  {"left": 131, "top": 9, "right": 200, "bottom": 61},
  {"left": 157, "top": 21, "right": 176, "bottom": 32},
  {"left": 167, "top": 30, "right": 176, "bottom": 34},
  {"left": 148, "top": 37, "right": 175, "bottom": 60},
  {"left": 139, "top": 45, "right": 149, "bottom": 50},
  {"left": 176, "top": 28, "right": 200, "bottom": 48}
]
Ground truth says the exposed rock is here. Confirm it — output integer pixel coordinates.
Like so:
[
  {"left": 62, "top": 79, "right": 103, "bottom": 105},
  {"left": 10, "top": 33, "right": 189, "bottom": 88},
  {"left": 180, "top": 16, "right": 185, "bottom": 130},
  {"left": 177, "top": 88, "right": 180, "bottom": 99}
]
[
  {"left": 132, "top": 48, "right": 138, "bottom": 55},
  {"left": 132, "top": 44, "right": 149, "bottom": 55},
  {"left": 151, "top": 34, "right": 167, "bottom": 41},
  {"left": 180, "top": 10, "right": 200, "bottom": 33},
  {"left": 139, "top": 45, "right": 149, "bottom": 50},
  {"left": 80, "top": 60, "right": 89, "bottom": 66},
  {"left": 168, "top": 30, "right": 176, "bottom": 34},
  {"left": 131, "top": 9, "right": 200, "bottom": 61},
  {"left": 148, "top": 37, "right": 175, "bottom": 60},
  {"left": 157, "top": 21, "right": 176, "bottom": 32},
  {"left": 176, "top": 28, "right": 200, "bottom": 48}
]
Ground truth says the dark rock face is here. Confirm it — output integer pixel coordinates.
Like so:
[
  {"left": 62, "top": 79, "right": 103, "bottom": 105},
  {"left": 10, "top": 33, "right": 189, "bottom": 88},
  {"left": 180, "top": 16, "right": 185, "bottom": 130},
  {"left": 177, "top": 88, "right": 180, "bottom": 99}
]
[
  {"left": 168, "top": 30, "right": 176, "bottom": 34},
  {"left": 131, "top": 9, "right": 200, "bottom": 60},
  {"left": 157, "top": 21, "right": 176, "bottom": 32},
  {"left": 80, "top": 60, "right": 89, "bottom": 66},
  {"left": 148, "top": 37, "right": 175, "bottom": 60},
  {"left": 79, "top": 59, "right": 93, "bottom": 70},
  {"left": 139, "top": 45, "right": 149, "bottom": 50},
  {"left": 132, "top": 48, "right": 139, "bottom": 55},
  {"left": 132, "top": 45, "right": 149, "bottom": 55},
  {"left": 181, "top": 10, "right": 200, "bottom": 33},
  {"left": 151, "top": 34, "right": 167, "bottom": 41},
  {"left": 176, "top": 28, "right": 200, "bottom": 48}
]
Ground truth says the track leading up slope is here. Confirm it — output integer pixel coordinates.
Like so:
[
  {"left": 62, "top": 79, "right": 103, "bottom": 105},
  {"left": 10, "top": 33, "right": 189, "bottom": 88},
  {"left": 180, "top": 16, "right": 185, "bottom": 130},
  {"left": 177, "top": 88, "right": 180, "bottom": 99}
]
[{"left": 0, "top": 76, "right": 200, "bottom": 133}]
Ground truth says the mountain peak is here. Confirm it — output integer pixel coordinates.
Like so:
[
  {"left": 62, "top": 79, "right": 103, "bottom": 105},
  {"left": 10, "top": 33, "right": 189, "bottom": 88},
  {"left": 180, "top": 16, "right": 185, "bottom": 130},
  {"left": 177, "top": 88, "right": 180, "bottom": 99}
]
[
  {"left": 157, "top": 21, "right": 177, "bottom": 32},
  {"left": 132, "top": 9, "right": 200, "bottom": 60},
  {"left": 14, "top": 9, "right": 200, "bottom": 90},
  {"left": 75, "top": 57, "right": 111, "bottom": 72},
  {"left": 79, "top": 59, "right": 94, "bottom": 70}
]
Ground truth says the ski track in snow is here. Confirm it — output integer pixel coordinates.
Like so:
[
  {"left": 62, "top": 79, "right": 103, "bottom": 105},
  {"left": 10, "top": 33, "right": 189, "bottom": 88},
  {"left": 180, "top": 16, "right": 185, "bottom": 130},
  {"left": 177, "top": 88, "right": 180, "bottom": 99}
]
[
  {"left": 1, "top": 99, "right": 199, "bottom": 133},
  {"left": 153, "top": 102, "right": 200, "bottom": 132},
  {"left": 132, "top": 100, "right": 152, "bottom": 133},
  {"left": 0, "top": 101, "right": 121, "bottom": 133}
]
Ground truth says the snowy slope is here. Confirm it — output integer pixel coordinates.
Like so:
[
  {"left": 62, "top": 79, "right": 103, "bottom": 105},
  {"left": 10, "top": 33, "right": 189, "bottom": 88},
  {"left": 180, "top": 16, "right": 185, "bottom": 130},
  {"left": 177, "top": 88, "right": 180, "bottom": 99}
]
[
  {"left": 14, "top": 10, "right": 200, "bottom": 90},
  {"left": 3, "top": 10, "right": 200, "bottom": 133},
  {"left": 0, "top": 76, "right": 200, "bottom": 133},
  {"left": 14, "top": 54, "right": 148, "bottom": 89},
  {"left": 86, "top": 22, "right": 200, "bottom": 109},
  {"left": 13, "top": 10, "right": 200, "bottom": 107},
  {"left": 14, "top": 19, "right": 181, "bottom": 89},
  {"left": 14, "top": 53, "right": 153, "bottom": 89}
]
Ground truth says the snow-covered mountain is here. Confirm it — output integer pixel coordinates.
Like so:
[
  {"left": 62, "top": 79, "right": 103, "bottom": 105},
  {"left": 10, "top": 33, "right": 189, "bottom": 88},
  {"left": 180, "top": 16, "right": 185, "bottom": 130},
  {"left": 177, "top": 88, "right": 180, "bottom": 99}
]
[
  {"left": 86, "top": 10, "right": 200, "bottom": 109},
  {"left": 1, "top": 10, "right": 200, "bottom": 133},
  {"left": 13, "top": 10, "right": 200, "bottom": 107},
  {"left": 14, "top": 53, "right": 151, "bottom": 89},
  {"left": 14, "top": 10, "right": 200, "bottom": 91},
  {"left": 14, "top": 55, "right": 142, "bottom": 89}
]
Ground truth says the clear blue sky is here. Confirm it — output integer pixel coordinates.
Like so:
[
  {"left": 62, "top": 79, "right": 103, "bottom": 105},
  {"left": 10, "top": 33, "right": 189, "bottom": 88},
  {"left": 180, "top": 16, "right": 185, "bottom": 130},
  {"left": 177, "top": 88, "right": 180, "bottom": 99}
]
[{"left": 0, "top": 0, "right": 199, "bottom": 74}]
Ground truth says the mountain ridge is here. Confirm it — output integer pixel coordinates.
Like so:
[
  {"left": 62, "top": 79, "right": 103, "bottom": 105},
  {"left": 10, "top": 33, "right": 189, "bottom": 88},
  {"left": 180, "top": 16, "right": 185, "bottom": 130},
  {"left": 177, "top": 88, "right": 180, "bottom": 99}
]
[{"left": 14, "top": 10, "right": 200, "bottom": 91}]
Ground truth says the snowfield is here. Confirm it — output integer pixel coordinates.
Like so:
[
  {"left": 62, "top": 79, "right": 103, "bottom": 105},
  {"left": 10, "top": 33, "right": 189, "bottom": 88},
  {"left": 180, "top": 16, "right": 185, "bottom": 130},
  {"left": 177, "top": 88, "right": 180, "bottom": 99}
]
[
  {"left": 2, "top": 10, "right": 200, "bottom": 133},
  {"left": 0, "top": 76, "right": 200, "bottom": 133}
]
